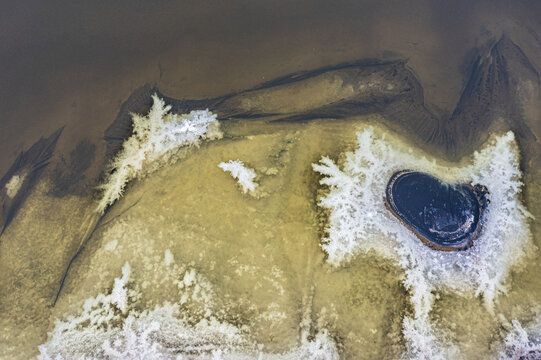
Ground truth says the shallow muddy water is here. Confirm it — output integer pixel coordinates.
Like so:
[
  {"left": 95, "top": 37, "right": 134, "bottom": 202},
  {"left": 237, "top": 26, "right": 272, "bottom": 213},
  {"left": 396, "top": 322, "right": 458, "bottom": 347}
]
[{"left": 1, "top": 1, "right": 541, "bottom": 359}]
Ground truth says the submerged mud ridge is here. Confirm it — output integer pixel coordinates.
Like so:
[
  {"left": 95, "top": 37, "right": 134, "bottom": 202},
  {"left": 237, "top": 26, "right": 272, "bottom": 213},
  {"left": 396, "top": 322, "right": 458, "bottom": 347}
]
[
  {"left": 0, "top": 127, "right": 64, "bottom": 235},
  {"left": 106, "top": 36, "right": 539, "bottom": 163},
  {"left": 445, "top": 36, "right": 540, "bottom": 159},
  {"left": 104, "top": 59, "right": 439, "bottom": 160}
]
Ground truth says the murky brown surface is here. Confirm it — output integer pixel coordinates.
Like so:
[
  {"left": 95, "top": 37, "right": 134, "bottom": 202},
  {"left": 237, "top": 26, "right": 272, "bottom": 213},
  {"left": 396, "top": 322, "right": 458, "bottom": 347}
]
[{"left": 1, "top": 1, "right": 541, "bottom": 359}]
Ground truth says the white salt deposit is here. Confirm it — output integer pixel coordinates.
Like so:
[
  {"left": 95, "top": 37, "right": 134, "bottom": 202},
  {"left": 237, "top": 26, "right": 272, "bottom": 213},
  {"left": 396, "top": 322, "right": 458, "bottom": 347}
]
[
  {"left": 218, "top": 160, "right": 258, "bottom": 194},
  {"left": 104, "top": 239, "right": 118, "bottom": 252},
  {"left": 5, "top": 173, "right": 25, "bottom": 198},
  {"left": 312, "top": 127, "right": 535, "bottom": 359},
  {"left": 499, "top": 319, "right": 541, "bottom": 359},
  {"left": 164, "top": 249, "right": 174, "bottom": 266},
  {"left": 97, "top": 95, "right": 222, "bottom": 214},
  {"left": 38, "top": 264, "right": 248, "bottom": 359},
  {"left": 38, "top": 263, "right": 339, "bottom": 360}
]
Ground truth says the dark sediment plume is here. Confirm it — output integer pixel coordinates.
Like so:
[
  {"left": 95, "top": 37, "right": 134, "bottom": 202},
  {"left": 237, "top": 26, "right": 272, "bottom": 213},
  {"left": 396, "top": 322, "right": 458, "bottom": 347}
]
[
  {"left": 104, "top": 38, "right": 539, "bottom": 164},
  {"left": 0, "top": 127, "right": 64, "bottom": 236},
  {"left": 103, "top": 60, "right": 442, "bottom": 160},
  {"left": 444, "top": 36, "right": 540, "bottom": 160},
  {"left": 104, "top": 85, "right": 154, "bottom": 160},
  {"left": 50, "top": 139, "right": 96, "bottom": 198},
  {"left": 384, "top": 170, "right": 488, "bottom": 251}
]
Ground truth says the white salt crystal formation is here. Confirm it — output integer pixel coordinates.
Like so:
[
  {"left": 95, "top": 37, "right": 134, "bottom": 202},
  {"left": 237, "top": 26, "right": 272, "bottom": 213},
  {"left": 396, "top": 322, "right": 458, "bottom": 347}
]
[
  {"left": 5, "top": 174, "right": 24, "bottom": 198},
  {"left": 312, "top": 127, "right": 534, "bottom": 359},
  {"left": 38, "top": 261, "right": 340, "bottom": 359},
  {"left": 218, "top": 160, "right": 258, "bottom": 194},
  {"left": 499, "top": 319, "right": 541, "bottom": 360},
  {"left": 97, "top": 94, "right": 222, "bottom": 214}
]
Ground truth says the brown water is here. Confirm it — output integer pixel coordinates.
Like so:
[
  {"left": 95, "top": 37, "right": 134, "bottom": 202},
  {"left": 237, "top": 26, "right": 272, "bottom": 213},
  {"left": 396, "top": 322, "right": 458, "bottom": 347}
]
[{"left": 1, "top": 1, "right": 541, "bottom": 359}]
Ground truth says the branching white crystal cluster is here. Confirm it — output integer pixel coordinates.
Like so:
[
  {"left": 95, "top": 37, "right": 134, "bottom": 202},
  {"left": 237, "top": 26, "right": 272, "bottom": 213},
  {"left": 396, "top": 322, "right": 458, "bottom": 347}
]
[
  {"left": 5, "top": 174, "right": 24, "bottom": 198},
  {"left": 218, "top": 160, "right": 258, "bottom": 194},
  {"left": 97, "top": 95, "right": 222, "bottom": 213},
  {"left": 38, "top": 262, "right": 248, "bottom": 360},
  {"left": 499, "top": 319, "right": 541, "bottom": 360},
  {"left": 38, "top": 261, "right": 340, "bottom": 359},
  {"left": 313, "top": 127, "right": 534, "bottom": 359}
]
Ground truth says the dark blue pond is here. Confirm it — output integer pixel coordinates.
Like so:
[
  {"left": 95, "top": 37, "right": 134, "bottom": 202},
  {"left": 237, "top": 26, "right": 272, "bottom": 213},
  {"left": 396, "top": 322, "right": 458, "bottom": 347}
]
[{"left": 385, "top": 170, "right": 488, "bottom": 251}]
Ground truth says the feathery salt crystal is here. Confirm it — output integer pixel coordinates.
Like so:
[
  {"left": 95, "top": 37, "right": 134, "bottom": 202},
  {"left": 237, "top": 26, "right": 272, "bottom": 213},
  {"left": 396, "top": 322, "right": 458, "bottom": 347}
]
[
  {"left": 97, "top": 94, "right": 222, "bottom": 214},
  {"left": 218, "top": 160, "right": 258, "bottom": 194}
]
